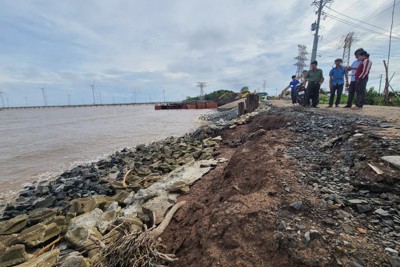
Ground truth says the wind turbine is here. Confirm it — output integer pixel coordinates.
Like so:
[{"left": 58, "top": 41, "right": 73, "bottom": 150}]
[{"left": 89, "top": 80, "right": 96, "bottom": 105}]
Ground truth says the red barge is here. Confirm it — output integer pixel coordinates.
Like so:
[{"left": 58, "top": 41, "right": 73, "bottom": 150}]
[{"left": 154, "top": 101, "right": 218, "bottom": 110}]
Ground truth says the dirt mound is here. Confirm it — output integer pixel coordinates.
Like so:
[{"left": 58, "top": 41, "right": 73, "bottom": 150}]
[
  {"left": 162, "top": 106, "right": 400, "bottom": 267},
  {"left": 161, "top": 113, "right": 327, "bottom": 267}
]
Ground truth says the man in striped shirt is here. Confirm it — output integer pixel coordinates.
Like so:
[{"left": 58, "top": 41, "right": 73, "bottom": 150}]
[{"left": 354, "top": 51, "right": 372, "bottom": 109}]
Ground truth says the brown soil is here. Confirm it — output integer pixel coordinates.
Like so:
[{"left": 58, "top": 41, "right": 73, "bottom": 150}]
[
  {"left": 161, "top": 114, "right": 330, "bottom": 266},
  {"left": 161, "top": 103, "right": 400, "bottom": 267}
]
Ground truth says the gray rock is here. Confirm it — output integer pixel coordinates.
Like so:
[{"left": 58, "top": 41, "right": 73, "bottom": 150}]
[
  {"left": 356, "top": 204, "right": 372, "bottom": 213},
  {"left": 347, "top": 199, "right": 368, "bottom": 205},
  {"left": 54, "top": 184, "right": 65, "bottom": 193},
  {"left": 375, "top": 208, "right": 390, "bottom": 217},
  {"left": 388, "top": 256, "right": 400, "bottom": 267},
  {"left": 380, "top": 123, "right": 392, "bottom": 128},
  {"left": 289, "top": 201, "right": 302, "bottom": 211},
  {"left": 59, "top": 252, "right": 88, "bottom": 267},
  {"left": 18, "top": 222, "right": 64, "bottom": 247},
  {"left": 0, "top": 214, "right": 28, "bottom": 235},
  {"left": 0, "top": 244, "right": 29, "bottom": 267},
  {"left": 347, "top": 261, "right": 365, "bottom": 267},
  {"left": 381, "top": 156, "right": 400, "bottom": 169},
  {"left": 277, "top": 220, "right": 287, "bottom": 230},
  {"left": 65, "top": 208, "right": 103, "bottom": 248},
  {"left": 303, "top": 230, "right": 319, "bottom": 245},
  {"left": 15, "top": 249, "right": 60, "bottom": 267},
  {"left": 142, "top": 194, "right": 174, "bottom": 224},
  {"left": 384, "top": 247, "right": 399, "bottom": 257}
]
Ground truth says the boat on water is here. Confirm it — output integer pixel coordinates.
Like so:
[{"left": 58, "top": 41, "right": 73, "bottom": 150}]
[{"left": 154, "top": 101, "right": 218, "bottom": 110}]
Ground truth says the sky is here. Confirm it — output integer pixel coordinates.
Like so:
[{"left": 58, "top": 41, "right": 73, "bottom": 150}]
[{"left": 0, "top": 0, "right": 399, "bottom": 107}]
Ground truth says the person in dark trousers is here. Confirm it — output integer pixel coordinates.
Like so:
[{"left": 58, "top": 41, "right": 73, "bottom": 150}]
[
  {"left": 305, "top": 61, "right": 324, "bottom": 108},
  {"left": 344, "top": 48, "right": 364, "bottom": 108},
  {"left": 354, "top": 51, "right": 372, "bottom": 109},
  {"left": 328, "top": 58, "right": 348, "bottom": 108},
  {"left": 288, "top": 75, "right": 300, "bottom": 105}
]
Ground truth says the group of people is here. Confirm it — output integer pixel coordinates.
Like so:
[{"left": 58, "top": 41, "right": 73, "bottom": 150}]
[{"left": 287, "top": 48, "right": 372, "bottom": 109}]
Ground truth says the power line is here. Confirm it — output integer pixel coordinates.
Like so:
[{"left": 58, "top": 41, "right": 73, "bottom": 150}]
[
  {"left": 323, "top": 12, "right": 400, "bottom": 39},
  {"left": 326, "top": 6, "right": 394, "bottom": 33},
  {"left": 363, "top": 1, "right": 398, "bottom": 21},
  {"left": 318, "top": 1, "right": 400, "bottom": 49}
]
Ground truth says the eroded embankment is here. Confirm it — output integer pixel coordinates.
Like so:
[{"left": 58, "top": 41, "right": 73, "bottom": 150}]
[{"left": 162, "top": 106, "right": 400, "bottom": 267}]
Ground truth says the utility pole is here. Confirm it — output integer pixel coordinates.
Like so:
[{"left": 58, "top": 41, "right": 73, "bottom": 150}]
[
  {"left": 379, "top": 74, "right": 383, "bottom": 94},
  {"left": 310, "top": 0, "right": 333, "bottom": 63},
  {"left": 384, "top": 0, "right": 396, "bottom": 105},
  {"left": 197, "top": 82, "right": 206, "bottom": 101},
  {"left": 89, "top": 80, "right": 96, "bottom": 105},
  {"left": 294, "top": 44, "right": 308, "bottom": 76},
  {"left": 0, "top": 91, "right": 5, "bottom": 108},
  {"left": 263, "top": 80, "right": 267, "bottom": 92}
]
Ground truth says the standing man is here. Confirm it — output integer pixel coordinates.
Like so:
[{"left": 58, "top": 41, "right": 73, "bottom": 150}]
[
  {"left": 288, "top": 75, "right": 300, "bottom": 105},
  {"left": 344, "top": 48, "right": 364, "bottom": 108},
  {"left": 328, "top": 58, "right": 348, "bottom": 108},
  {"left": 305, "top": 61, "right": 324, "bottom": 108},
  {"left": 354, "top": 51, "right": 372, "bottom": 109}
]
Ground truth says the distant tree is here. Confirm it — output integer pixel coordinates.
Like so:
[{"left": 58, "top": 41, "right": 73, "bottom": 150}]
[
  {"left": 240, "top": 86, "right": 249, "bottom": 94},
  {"left": 185, "top": 89, "right": 236, "bottom": 102}
]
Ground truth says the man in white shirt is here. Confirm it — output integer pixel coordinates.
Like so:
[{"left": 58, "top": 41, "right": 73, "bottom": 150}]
[{"left": 343, "top": 48, "right": 364, "bottom": 108}]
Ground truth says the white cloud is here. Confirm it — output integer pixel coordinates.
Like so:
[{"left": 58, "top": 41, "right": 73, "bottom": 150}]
[{"left": 0, "top": 0, "right": 399, "bottom": 106}]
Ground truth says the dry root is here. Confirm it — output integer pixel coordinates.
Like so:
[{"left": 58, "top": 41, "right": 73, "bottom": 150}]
[{"left": 92, "top": 201, "right": 186, "bottom": 267}]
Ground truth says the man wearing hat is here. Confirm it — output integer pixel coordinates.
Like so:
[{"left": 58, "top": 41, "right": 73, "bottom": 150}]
[
  {"left": 305, "top": 60, "right": 324, "bottom": 107},
  {"left": 328, "top": 58, "right": 348, "bottom": 107}
]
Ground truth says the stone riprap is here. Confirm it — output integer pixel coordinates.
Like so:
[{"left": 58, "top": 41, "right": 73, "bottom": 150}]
[{"left": 0, "top": 107, "right": 261, "bottom": 267}]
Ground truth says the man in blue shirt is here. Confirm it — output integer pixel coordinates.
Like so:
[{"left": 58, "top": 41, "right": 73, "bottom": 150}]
[
  {"left": 343, "top": 48, "right": 364, "bottom": 108},
  {"left": 288, "top": 75, "right": 300, "bottom": 105},
  {"left": 328, "top": 58, "right": 348, "bottom": 107}
]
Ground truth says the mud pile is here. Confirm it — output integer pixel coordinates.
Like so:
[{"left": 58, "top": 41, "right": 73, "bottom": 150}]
[{"left": 162, "top": 106, "right": 400, "bottom": 267}]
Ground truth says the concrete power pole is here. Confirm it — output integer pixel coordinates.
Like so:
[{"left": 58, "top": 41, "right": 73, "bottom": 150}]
[
  {"left": 295, "top": 44, "right": 308, "bottom": 76},
  {"left": 384, "top": 0, "right": 396, "bottom": 105},
  {"left": 197, "top": 82, "right": 206, "bottom": 101},
  {"left": 310, "top": 0, "right": 333, "bottom": 63},
  {"left": 263, "top": 80, "right": 267, "bottom": 92}
]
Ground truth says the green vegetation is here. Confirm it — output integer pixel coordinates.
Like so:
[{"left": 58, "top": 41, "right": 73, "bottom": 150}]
[
  {"left": 184, "top": 89, "right": 237, "bottom": 102},
  {"left": 240, "top": 86, "right": 250, "bottom": 94},
  {"left": 319, "top": 87, "right": 400, "bottom": 106}
]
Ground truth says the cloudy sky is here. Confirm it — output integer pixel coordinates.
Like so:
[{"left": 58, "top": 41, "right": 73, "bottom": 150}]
[{"left": 0, "top": 0, "right": 399, "bottom": 106}]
